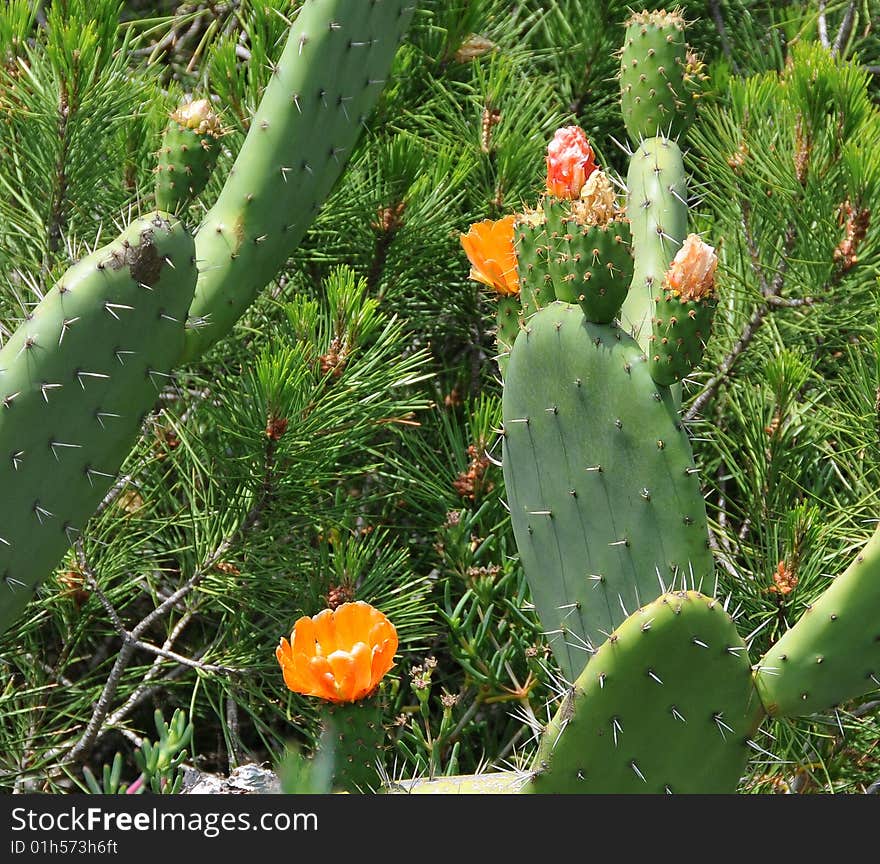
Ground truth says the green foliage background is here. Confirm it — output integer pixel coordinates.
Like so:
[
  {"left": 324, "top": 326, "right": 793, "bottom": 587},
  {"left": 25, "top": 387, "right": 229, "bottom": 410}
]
[{"left": 0, "top": 0, "right": 879, "bottom": 794}]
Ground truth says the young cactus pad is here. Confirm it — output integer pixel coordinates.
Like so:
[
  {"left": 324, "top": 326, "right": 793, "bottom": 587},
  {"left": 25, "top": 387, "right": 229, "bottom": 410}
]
[
  {"left": 755, "top": 523, "right": 880, "bottom": 718},
  {"left": 155, "top": 98, "right": 223, "bottom": 213},
  {"left": 182, "top": 0, "right": 416, "bottom": 361},
  {"left": 527, "top": 591, "right": 763, "bottom": 794},
  {"left": 620, "top": 136, "right": 688, "bottom": 351},
  {"left": 0, "top": 214, "right": 197, "bottom": 634},
  {"left": 501, "top": 302, "right": 712, "bottom": 682},
  {"left": 619, "top": 10, "right": 695, "bottom": 145}
]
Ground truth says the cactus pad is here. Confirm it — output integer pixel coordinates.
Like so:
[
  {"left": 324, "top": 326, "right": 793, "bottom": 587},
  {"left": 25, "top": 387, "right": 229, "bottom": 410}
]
[
  {"left": 0, "top": 214, "right": 197, "bottom": 634},
  {"left": 620, "top": 136, "right": 688, "bottom": 352},
  {"left": 619, "top": 10, "right": 695, "bottom": 145},
  {"left": 323, "top": 695, "right": 386, "bottom": 792},
  {"left": 155, "top": 99, "right": 222, "bottom": 213},
  {"left": 501, "top": 301, "right": 712, "bottom": 681},
  {"left": 755, "top": 524, "right": 880, "bottom": 717},
  {"left": 528, "top": 591, "right": 763, "bottom": 794},
  {"left": 649, "top": 291, "right": 717, "bottom": 385}
]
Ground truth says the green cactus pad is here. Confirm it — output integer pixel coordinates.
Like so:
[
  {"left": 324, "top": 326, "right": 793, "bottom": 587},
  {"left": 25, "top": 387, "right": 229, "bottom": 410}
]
[
  {"left": 649, "top": 291, "right": 717, "bottom": 385},
  {"left": 755, "top": 524, "right": 880, "bottom": 718},
  {"left": 515, "top": 216, "right": 556, "bottom": 319},
  {"left": 557, "top": 220, "right": 633, "bottom": 323},
  {"left": 619, "top": 10, "right": 695, "bottom": 145},
  {"left": 620, "top": 136, "right": 688, "bottom": 353},
  {"left": 495, "top": 294, "right": 521, "bottom": 376},
  {"left": 323, "top": 694, "right": 386, "bottom": 793},
  {"left": 182, "top": 0, "right": 416, "bottom": 361},
  {"left": 0, "top": 214, "right": 197, "bottom": 635},
  {"left": 501, "top": 302, "right": 713, "bottom": 682},
  {"left": 155, "top": 100, "right": 222, "bottom": 213},
  {"left": 528, "top": 591, "right": 763, "bottom": 794}
]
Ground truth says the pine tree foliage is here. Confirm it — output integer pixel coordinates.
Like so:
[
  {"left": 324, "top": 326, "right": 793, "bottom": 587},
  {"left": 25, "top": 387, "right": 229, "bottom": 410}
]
[{"left": 0, "top": 0, "right": 878, "bottom": 794}]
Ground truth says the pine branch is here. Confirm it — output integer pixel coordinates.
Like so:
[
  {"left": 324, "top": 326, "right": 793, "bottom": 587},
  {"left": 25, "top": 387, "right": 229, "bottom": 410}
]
[{"left": 832, "top": 1, "right": 858, "bottom": 57}]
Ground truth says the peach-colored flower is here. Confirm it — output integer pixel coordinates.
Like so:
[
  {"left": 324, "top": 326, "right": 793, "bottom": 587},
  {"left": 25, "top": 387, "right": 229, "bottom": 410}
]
[
  {"left": 276, "top": 601, "right": 398, "bottom": 703},
  {"left": 460, "top": 215, "right": 519, "bottom": 295},
  {"left": 546, "top": 126, "right": 597, "bottom": 199},
  {"left": 170, "top": 99, "right": 222, "bottom": 137},
  {"left": 665, "top": 234, "right": 718, "bottom": 301}
]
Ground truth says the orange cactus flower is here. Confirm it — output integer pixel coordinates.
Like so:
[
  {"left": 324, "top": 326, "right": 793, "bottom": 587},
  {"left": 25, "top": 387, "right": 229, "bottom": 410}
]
[
  {"left": 276, "top": 601, "right": 398, "bottom": 703},
  {"left": 546, "top": 126, "right": 597, "bottom": 199},
  {"left": 460, "top": 215, "right": 519, "bottom": 295},
  {"left": 665, "top": 233, "right": 718, "bottom": 301}
]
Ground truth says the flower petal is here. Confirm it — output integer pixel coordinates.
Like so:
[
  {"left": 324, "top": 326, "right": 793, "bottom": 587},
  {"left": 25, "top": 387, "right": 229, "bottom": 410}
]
[
  {"left": 326, "top": 650, "right": 358, "bottom": 701},
  {"left": 311, "top": 608, "right": 338, "bottom": 655},
  {"left": 348, "top": 641, "right": 374, "bottom": 700}
]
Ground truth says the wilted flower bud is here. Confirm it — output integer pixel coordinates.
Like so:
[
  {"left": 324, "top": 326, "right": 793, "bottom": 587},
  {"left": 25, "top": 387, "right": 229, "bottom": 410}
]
[{"left": 665, "top": 234, "right": 717, "bottom": 300}]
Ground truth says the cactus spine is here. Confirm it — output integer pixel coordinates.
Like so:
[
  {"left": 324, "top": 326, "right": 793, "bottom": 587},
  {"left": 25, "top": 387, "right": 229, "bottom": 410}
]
[
  {"left": 0, "top": 214, "right": 197, "bottom": 634},
  {"left": 182, "top": 0, "right": 417, "bottom": 361},
  {"left": 502, "top": 303, "right": 712, "bottom": 682},
  {"left": 755, "top": 524, "right": 880, "bottom": 718}
]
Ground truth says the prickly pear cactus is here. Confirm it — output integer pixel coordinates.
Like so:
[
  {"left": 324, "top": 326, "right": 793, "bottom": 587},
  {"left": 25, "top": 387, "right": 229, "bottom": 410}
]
[
  {"left": 528, "top": 591, "right": 764, "bottom": 794},
  {"left": 0, "top": 214, "right": 197, "bottom": 634},
  {"left": 501, "top": 302, "right": 712, "bottom": 682},
  {"left": 323, "top": 696, "right": 386, "bottom": 793}
]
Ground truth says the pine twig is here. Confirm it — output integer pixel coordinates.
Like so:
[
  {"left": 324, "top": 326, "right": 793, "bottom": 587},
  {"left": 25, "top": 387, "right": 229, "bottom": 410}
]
[
  {"left": 684, "top": 213, "right": 798, "bottom": 422},
  {"left": 707, "top": 0, "right": 737, "bottom": 71},
  {"left": 831, "top": 1, "right": 858, "bottom": 57},
  {"left": 818, "top": 2, "right": 831, "bottom": 49}
]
